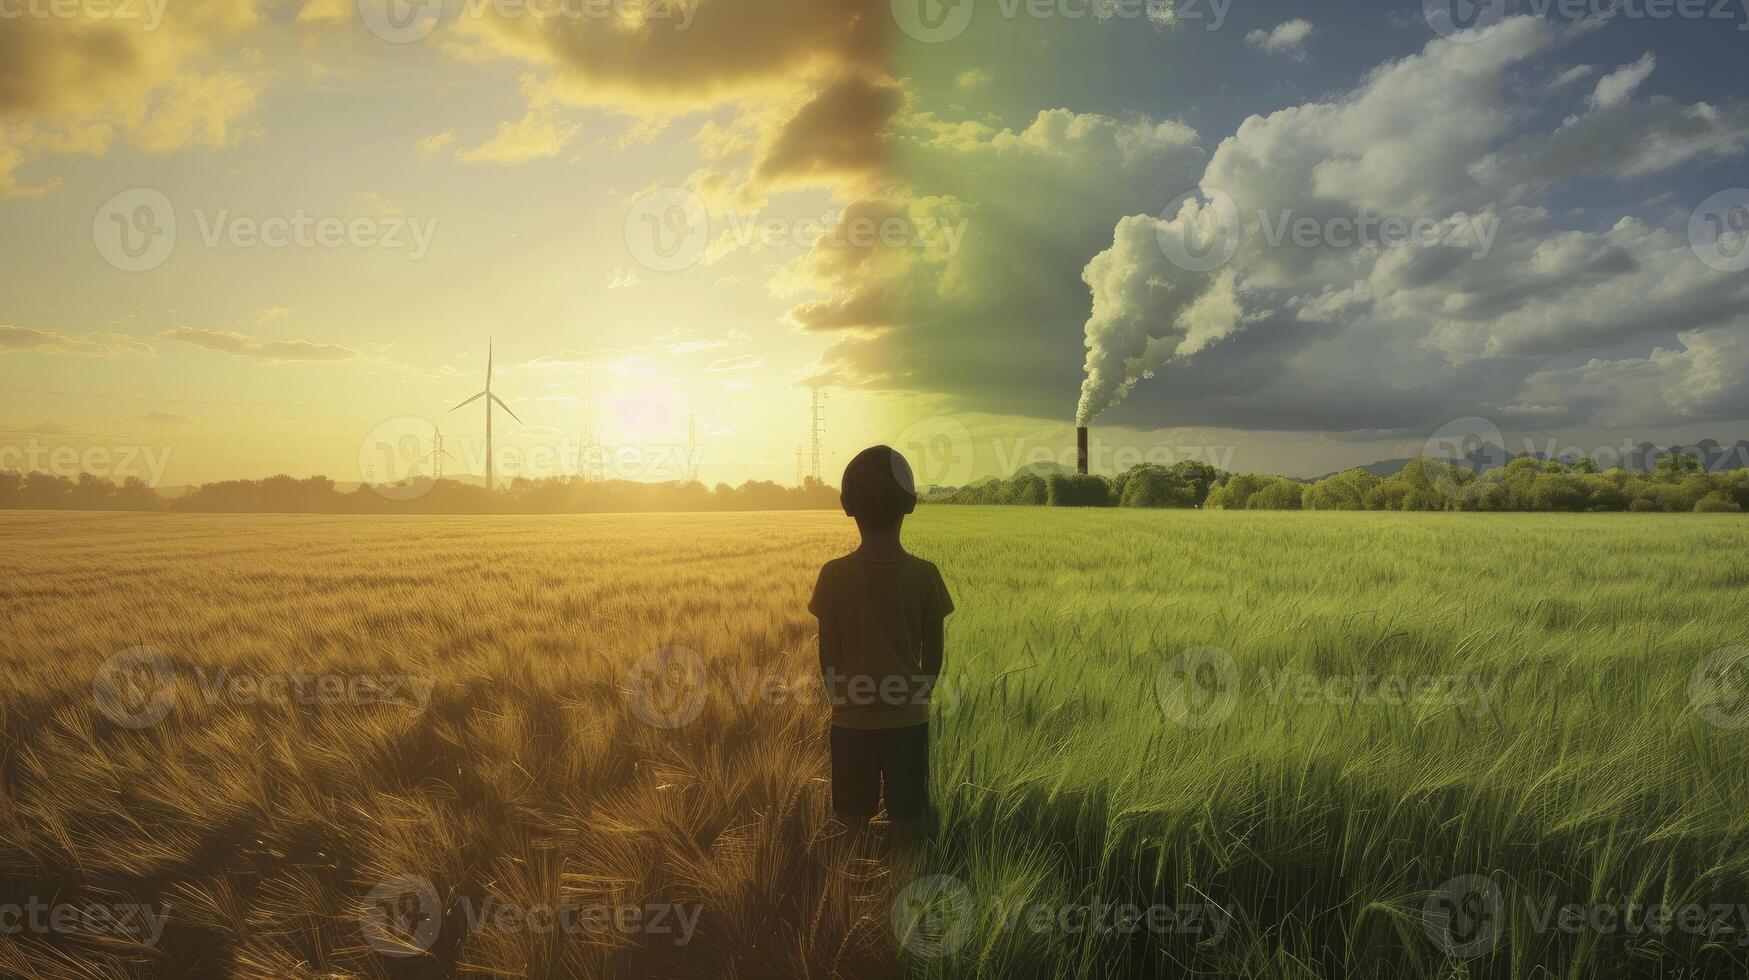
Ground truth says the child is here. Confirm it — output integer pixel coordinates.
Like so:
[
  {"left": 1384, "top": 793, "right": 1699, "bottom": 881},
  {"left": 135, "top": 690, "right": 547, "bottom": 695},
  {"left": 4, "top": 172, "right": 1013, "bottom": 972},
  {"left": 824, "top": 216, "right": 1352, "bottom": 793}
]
[{"left": 809, "top": 445, "right": 953, "bottom": 858}]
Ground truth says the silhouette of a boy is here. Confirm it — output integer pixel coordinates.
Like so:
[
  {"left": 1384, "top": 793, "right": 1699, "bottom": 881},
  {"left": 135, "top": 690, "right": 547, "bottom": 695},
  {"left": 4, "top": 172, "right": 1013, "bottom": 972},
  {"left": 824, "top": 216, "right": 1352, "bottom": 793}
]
[{"left": 809, "top": 446, "right": 953, "bottom": 856}]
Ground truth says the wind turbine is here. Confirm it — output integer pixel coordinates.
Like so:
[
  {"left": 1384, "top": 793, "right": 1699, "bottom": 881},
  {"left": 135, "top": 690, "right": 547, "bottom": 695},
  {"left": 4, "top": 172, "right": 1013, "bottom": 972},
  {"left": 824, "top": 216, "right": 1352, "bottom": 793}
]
[{"left": 451, "top": 341, "right": 522, "bottom": 489}]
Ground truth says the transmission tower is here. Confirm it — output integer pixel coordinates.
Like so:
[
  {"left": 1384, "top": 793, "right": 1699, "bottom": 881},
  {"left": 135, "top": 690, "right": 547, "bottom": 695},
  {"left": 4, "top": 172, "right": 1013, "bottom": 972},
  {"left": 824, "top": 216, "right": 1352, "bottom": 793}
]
[
  {"left": 795, "top": 443, "right": 806, "bottom": 488},
  {"left": 687, "top": 413, "right": 699, "bottom": 483},
  {"left": 426, "top": 429, "right": 452, "bottom": 480},
  {"left": 577, "top": 391, "right": 605, "bottom": 482},
  {"left": 808, "top": 386, "right": 826, "bottom": 483}
]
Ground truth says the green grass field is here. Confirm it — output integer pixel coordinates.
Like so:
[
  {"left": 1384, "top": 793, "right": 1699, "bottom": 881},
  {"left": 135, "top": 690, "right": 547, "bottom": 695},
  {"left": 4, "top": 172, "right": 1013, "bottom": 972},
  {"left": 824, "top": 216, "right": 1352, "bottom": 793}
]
[{"left": 3, "top": 508, "right": 1747, "bottom": 978}]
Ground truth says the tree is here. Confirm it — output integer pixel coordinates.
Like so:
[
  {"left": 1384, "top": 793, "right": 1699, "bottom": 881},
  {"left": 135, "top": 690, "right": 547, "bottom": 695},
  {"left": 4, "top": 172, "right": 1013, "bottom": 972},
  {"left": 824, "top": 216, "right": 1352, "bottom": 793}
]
[
  {"left": 1655, "top": 452, "right": 1703, "bottom": 482},
  {"left": 1207, "top": 473, "right": 1302, "bottom": 510},
  {"left": 1528, "top": 473, "right": 1589, "bottom": 512},
  {"left": 1166, "top": 460, "right": 1222, "bottom": 506},
  {"left": 1118, "top": 466, "right": 1195, "bottom": 508},
  {"left": 1303, "top": 468, "right": 1381, "bottom": 510},
  {"left": 1368, "top": 458, "right": 1455, "bottom": 511},
  {"left": 1045, "top": 473, "right": 1112, "bottom": 507},
  {"left": 1695, "top": 491, "right": 1742, "bottom": 513}
]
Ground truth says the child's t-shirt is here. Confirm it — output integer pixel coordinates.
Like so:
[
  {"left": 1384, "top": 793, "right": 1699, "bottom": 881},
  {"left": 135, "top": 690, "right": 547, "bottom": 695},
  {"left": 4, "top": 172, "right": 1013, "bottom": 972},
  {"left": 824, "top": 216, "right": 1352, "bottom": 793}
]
[{"left": 808, "top": 554, "right": 953, "bottom": 730}]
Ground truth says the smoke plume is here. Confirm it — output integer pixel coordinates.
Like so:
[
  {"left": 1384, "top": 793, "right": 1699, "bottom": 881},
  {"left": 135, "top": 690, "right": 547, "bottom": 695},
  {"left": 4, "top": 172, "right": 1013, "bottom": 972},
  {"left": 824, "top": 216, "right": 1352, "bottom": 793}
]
[{"left": 1075, "top": 204, "right": 1242, "bottom": 424}]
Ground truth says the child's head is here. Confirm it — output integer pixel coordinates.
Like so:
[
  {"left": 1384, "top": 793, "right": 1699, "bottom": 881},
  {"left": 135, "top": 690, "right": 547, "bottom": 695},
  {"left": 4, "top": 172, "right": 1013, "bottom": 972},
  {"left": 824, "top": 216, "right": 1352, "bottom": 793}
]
[{"left": 840, "top": 445, "right": 916, "bottom": 532}]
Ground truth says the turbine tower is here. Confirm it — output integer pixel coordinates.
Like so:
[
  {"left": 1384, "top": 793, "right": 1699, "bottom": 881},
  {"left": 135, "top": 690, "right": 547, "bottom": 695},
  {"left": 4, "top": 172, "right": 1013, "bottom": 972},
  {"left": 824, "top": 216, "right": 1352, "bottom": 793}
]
[{"left": 450, "top": 340, "right": 522, "bottom": 490}]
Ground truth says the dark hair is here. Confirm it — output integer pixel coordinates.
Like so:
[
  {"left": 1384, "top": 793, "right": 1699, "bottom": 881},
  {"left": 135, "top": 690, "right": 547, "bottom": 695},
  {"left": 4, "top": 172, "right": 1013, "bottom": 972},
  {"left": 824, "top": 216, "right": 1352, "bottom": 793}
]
[{"left": 840, "top": 445, "right": 916, "bottom": 527}]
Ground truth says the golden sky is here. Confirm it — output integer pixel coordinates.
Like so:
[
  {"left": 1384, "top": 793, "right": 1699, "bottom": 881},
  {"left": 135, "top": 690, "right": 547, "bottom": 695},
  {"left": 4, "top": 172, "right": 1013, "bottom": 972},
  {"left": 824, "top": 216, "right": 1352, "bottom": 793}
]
[{"left": 4, "top": 0, "right": 1748, "bottom": 488}]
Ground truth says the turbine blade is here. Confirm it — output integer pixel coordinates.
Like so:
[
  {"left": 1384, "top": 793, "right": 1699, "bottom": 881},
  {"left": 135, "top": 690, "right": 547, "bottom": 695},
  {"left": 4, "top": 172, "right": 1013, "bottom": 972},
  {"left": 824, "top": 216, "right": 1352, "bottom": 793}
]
[
  {"left": 490, "top": 392, "right": 523, "bottom": 424},
  {"left": 451, "top": 390, "right": 486, "bottom": 411}
]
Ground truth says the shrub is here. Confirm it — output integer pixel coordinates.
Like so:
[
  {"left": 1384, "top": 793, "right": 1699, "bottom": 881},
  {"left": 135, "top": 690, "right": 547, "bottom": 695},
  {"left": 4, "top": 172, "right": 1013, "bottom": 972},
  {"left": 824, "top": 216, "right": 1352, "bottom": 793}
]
[
  {"left": 1694, "top": 491, "right": 1742, "bottom": 513},
  {"left": 1046, "top": 473, "right": 1113, "bottom": 507},
  {"left": 1118, "top": 466, "right": 1196, "bottom": 508},
  {"left": 1303, "top": 468, "right": 1381, "bottom": 510},
  {"left": 999, "top": 473, "right": 1049, "bottom": 505},
  {"left": 1207, "top": 473, "right": 1302, "bottom": 510}
]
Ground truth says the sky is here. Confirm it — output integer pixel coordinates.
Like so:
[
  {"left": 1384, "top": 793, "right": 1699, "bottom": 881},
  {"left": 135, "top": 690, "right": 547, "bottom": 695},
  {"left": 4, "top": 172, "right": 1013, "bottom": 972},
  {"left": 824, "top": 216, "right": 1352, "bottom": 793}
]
[{"left": 1, "top": 0, "right": 1746, "bottom": 489}]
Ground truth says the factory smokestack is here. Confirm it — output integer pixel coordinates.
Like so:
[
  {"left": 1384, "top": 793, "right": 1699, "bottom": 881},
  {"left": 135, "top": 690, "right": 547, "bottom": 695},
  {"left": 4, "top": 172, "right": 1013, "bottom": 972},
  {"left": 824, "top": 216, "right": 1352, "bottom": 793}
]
[{"left": 1077, "top": 426, "right": 1088, "bottom": 475}]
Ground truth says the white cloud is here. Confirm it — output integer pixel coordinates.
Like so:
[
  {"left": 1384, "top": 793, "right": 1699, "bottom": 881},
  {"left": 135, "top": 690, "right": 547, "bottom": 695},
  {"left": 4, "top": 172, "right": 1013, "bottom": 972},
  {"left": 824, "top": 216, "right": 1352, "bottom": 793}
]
[
  {"left": 1245, "top": 19, "right": 1314, "bottom": 58},
  {"left": 455, "top": 108, "right": 578, "bottom": 164},
  {"left": 0, "top": 325, "right": 154, "bottom": 358},
  {"left": 706, "top": 354, "right": 763, "bottom": 372},
  {"left": 1590, "top": 52, "right": 1655, "bottom": 110},
  {"left": 1552, "top": 64, "right": 1593, "bottom": 87},
  {"left": 1067, "top": 16, "right": 1749, "bottom": 434}
]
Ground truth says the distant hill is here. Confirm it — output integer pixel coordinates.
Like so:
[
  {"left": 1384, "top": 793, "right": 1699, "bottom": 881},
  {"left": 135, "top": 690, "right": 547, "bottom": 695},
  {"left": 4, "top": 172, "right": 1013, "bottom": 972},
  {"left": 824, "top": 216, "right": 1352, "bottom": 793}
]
[
  {"left": 1014, "top": 459, "right": 1079, "bottom": 478},
  {"left": 919, "top": 459, "right": 1080, "bottom": 500}
]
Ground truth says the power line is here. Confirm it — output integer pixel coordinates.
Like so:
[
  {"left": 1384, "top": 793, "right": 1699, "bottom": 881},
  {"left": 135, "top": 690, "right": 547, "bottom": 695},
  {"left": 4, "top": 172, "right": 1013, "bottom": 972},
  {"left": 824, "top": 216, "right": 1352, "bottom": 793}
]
[{"left": 0, "top": 385, "right": 348, "bottom": 408}]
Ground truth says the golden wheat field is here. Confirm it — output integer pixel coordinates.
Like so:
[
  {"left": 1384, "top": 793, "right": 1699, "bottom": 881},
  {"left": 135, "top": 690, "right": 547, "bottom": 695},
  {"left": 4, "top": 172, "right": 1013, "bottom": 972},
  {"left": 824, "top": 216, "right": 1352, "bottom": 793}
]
[
  {"left": 5, "top": 508, "right": 1749, "bottom": 979},
  {"left": 2, "top": 509, "right": 882, "bottom": 979}
]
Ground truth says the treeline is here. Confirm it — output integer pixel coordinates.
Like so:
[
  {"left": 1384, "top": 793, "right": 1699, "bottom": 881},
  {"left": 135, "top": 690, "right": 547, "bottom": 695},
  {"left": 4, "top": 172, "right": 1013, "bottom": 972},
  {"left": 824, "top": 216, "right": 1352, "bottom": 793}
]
[
  {"left": 0, "top": 472, "right": 162, "bottom": 511},
  {"left": 939, "top": 454, "right": 1749, "bottom": 513},
  {"left": 941, "top": 461, "right": 1224, "bottom": 508},
  {"left": 14, "top": 454, "right": 1749, "bottom": 515},
  {"left": 1222, "top": 455, "right": 1749, "bottom": 513},
  {"left": 0, "top": 471, "right": 841, "bottom": 514}
]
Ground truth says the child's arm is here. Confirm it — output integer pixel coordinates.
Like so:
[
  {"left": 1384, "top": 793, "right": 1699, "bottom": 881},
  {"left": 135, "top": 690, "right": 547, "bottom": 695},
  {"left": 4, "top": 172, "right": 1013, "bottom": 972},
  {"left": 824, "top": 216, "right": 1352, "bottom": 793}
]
[
  {"left": 921, "top": 565, "right": 952, "bottom": 695},
  {"left": 817, "top": 609, "right": 842, "bottom": 678},
  {"left": 921, "top": 615, "right": 944, "bottom": 678},
  {"left": 918, "top": 615, "right": 945, "bottom": 711},
  {"left": 808, "top": 566, "right": 838, "bottom": 682}
]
